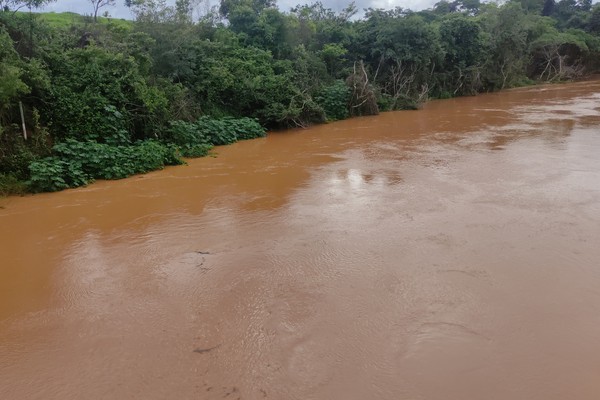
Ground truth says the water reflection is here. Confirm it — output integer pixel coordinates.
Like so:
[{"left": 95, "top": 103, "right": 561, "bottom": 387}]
[{"left": 1, "top": 80, "right": 600, "bottom": 400}]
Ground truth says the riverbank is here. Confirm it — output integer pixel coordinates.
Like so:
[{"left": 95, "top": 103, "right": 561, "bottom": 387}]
[
  {"left": 2, "top": 3, "right": 599, "bottom": 196},
  {"left": 2, "top": 75, "right": 599, "bottom": 199}
]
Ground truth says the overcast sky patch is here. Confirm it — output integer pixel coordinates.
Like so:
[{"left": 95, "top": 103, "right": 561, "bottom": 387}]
[
  {"left": 40, "top": 0, "right": 442, "bottom": 19},
  {"left": 37, "top": 0, "right": 600, "bottom": 20}
]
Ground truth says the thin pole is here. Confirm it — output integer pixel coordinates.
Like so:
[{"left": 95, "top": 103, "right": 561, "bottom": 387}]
[{"left": 19, "top": 101, "right": 27, "bottom": 140}]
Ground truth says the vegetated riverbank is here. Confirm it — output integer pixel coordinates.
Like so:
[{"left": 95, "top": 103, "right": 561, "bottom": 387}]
[{"left": 1, "top": 0, "right": 600, "bottom": 195}]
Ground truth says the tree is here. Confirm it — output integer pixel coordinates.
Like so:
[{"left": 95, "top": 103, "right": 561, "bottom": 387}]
[
  {"left": 589, "top": 4, "right": 600, "bottom": 34},
  {"left": 90, "top": 0, "right": 115, "bottom": 22},
  {"left": 433, "top": 0, "right": 480, "bottom": 15},
  {"left": 319, "top": 43, "right": 347, "bottom": 77},
  {"left": 0, "top": 0, "right": 53, "bottom": 12},
  {"left": 479, "top": 3, "right": 534, "bottom": 89},
  {"left": 219, "top": 0, "right": 275, "bottom": 19},
  {"left": 44, "top": 45, "right": 168, "bottom": 142},
  {"left": 531, "top": 25, "right": 596, "bottom": 80},
  {"left": 551, "top": 0, "right": 591, "bottom": 29},
  {"left": 125, "top": 0, "right": 171, "bottom": 22},
  {"left": 542, "top": 0, "right": 555, "bottom": 16},
  {"left": 369, "top": 14, "right": 442, "bottom": 105},
  {"left": 174, "top": 0, "right": 193, "bottom": 23},
  {"left": 0, "top": 27, "right": 28, "bottom": 115},
  {"left": 439, "top": 14, "right": 484, "bottom": 94}
]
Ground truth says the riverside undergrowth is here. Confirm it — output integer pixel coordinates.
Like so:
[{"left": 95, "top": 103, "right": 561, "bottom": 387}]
[{"left": 27, "top": 116, "right": 266, "bottom": 193}]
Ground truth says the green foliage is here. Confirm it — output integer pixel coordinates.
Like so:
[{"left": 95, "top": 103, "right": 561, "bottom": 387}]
[
  {"left": 196, "top": 116, "right": 240, "bottom": 145},
  {"left": 28, "top": 157, "right": 81, "bottom": 192},
  {"left": 0, "top": 27, "right": 28, "bottom": 110},
  {"left": 164, "top": 116, "right": 265, "bottom": 157},
  {"left": 0, "top": 108, "right": 51, "bottom": 189},
  {"left": 0, "top": 127, "right": 36, "bottom": 179},
  {"left": 166, "top": 120, "right": 210, "bottom": 146},
  {"left": 439, "top": 14, "right": 483, "bottom": 68},
  {"left": 182, "top": 144, "right": 213, "bottom": 158},
  {"left": 28, "top": 139, "right": 183, "bottom": 192},
  {"left": 437, "top": 14, "right": 485, "bottom": 95},
  {"left": 372, "top": 13, "right": 442, "bottom": 69},
  {"left": 288, "top": 44, "right": 328, "bottom": 92},
  {"left": 0, "top": 172, "right": 27, "bottom": 196},
  {"left": 375, "top": 93, "right": 394, "bottom": 111},
  {"left": 167, "top": 116, "right": 265, "bottom": 145},
  {"left": 319, "top": 43, "right": 347, "bottom": 77},
  {"left": 45, "top": 45, "right": 169, "bottom": 142},
  {"left": 315, "top": 80, "right": 350, "bottom": 121},
  {"left": 164, "top": 120, "right": 212, "bottom": 157},
  {"left": 589, "top": 5, "right": 600, "bottom": 34},
  {"left": 170, "top": 40, "right": 300, "bottom": 127},
  {"left": 358, "top": 10, "right": 443, "bottom": 105},
  {"left": 479, "top": 3, "right": 533, "bottom": 89}
]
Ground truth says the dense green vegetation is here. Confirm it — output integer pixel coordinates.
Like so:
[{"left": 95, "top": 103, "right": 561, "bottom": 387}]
[{"left": 1, "top": 0, "right": 599, "bottom": 194}]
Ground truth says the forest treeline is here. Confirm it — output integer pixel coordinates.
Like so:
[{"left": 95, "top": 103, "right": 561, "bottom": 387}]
[{"left": 1, "top": 0, "right": 600, "bottom": 194}]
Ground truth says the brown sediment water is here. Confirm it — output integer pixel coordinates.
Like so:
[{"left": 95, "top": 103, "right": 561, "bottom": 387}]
[{"left": 1, "top": 81, "right": 600, "bottom": 400}]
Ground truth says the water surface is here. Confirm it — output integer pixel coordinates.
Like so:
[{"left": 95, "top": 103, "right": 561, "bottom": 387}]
[{"left": 1, "top": 81, "right": 600, "bottom": 399}]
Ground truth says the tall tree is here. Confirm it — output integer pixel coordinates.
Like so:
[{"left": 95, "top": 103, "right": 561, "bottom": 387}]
[
  {"left": 588, "top": 5, "right": 600, "bottom": 34},
  {"left": 90, "top": 0, "right": 115, "bottom": 22},
  {"left": 439, "top": 14, "right": 484, "bottom": 94},
  {"left": 0, "top": 27, "right": 28, "bottom": 116},
  {"left": 542, "top": 0, "right": 555, "bottom": 16}
]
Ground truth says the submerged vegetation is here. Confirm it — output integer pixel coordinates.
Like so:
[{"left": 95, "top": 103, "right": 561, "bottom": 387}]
[{"left": 1, "top": 0, "right": 599, "bottom": 194}]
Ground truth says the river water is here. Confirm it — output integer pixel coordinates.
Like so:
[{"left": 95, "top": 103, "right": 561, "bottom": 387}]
[{"left": 1, "top": 81, "right": 600, "bottom": 399}]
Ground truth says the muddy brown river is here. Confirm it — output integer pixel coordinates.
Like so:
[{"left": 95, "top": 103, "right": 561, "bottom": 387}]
[{"left": 1, "top": 81, "right": 600, "bottom": 399}]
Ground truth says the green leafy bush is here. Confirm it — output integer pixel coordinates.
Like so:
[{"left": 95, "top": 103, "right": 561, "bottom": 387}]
[
  {"left": 195, "top": 116, "right": 238, "bottom": 145},
  {"left": 376, "top": 93, "right": 394, "bottom": 112},
  {"left": 315, "top": 81, "right": 350, "bottom": 121},
  {"left": 45, "top": 46, "right": 170, "bottom": 143},
  {"left": 28, "top": 139, "right": 183, "bottom": 192},
  {"left": 181, "top": 144, "right": 213, "bottom": 158},
  {"left": 0, "top": 127, "right": 39, "bottom": 181},
  {"left": 199, "top": 116, "right": 265, "bottom": 143},
  {"left": 166, "top": 120, "right": 210, "bottom": 147},
  {"left": 28, "top": 157, "right": 85, "bottom": 192},
  {"left": 170, "top": 41, "right": 299, "bottom": 127},
  {"left": 165, "top": 116, "right": 265, "bottom": 155}
]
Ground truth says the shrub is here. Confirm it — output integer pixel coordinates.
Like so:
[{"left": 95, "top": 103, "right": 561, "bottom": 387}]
[
  {"left": 0, "top": 173, "right": 28, "bottom": 196},
  {"left": 28, "top": 139, "right": 183, "bottom": 192},
  {"left": 376, "top": 93, "right": 395, "bottom": 112},
  {"left": 45, "top": 46, "right": 169, "bottom": 143},
  {"left": 182, "top": 144, "right": 213, "bottom": 158},
  {"left": 195, "top": 116, "right": 239, "bottom": 145},
  {"left": 165, "top": 120, "right": 211, "bottom": 147},
  {"left": 315, "top": 80, "right": 350, "bottom": 121},
  {"left": 195, "top": 116, "right": 266, "bottom": 145},
  {"left": 28, "top": 157, "right": 86, "bottom": 192},
  {"left": 164, "top": 116, "right": 265, "bottom": 155},
  {"left": 213, "top": 117, "right": 265, "bottom": 141},
  {"left": 0, "top": 127, "right": 36, "bottom": 180}
]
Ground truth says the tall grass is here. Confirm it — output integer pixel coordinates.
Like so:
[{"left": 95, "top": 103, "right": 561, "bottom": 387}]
[{"left": 34, "top": 12, "right": 133, "bottom": 30}]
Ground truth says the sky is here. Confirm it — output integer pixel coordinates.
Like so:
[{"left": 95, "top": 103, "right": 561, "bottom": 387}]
[{"left": 40, "top": 0, "right": 441, "bottom": 20}]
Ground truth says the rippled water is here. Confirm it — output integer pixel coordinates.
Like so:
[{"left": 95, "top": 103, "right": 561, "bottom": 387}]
[{"left": 1, "top": 81, "right": 600, "bottom": 399}]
